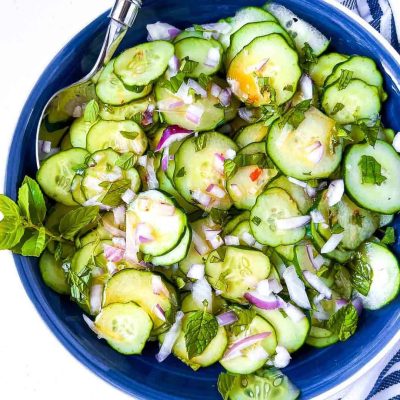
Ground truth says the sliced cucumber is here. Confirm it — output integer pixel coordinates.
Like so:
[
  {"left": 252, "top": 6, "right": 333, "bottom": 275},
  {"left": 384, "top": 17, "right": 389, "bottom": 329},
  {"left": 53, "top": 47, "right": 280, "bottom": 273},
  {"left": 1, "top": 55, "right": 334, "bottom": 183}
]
[
  {"left": 173, "top": 131, "right": 238, "bottom": 210},
  {"left": 227, "top": 34, "right": 301, "bottom": 106},
  {"left": 267, "top": 107, "right": 342, "bottom": 180},
  {"left": 275, "top": 244, "right": 295, "bottom": 263},
  {"left": 205, "top": 246, "right": 271, "bottom": 303},
  {"left": 226, "top": 21, "right": 294, "bottom": 66},
  {"left": 221, "top": 315, "right": 277, "bottom": 374},
  {"left": 96, "top": 59, "right": 152, "bottom": 105},
  {"left": 86, "top": 119, "right": 148, "bottom": 155},
  {"left": 234, "top": 122, "right": 269, "bottom": 148},
  {"left": 94, "top": 302, "right": 152, "bottom": 355},
  {"left": 344, "top": 140, "right": 400, "bottom": 214},
  {"left": 354, "top": 242, "right": 400, "bottom": 310},
  {"left": 71, "top": 175, "right": 87, "bottom": 204},
  {"left": 223, "top": 211, "right": 251, "bottom": 236},
  {"left": 181, "top": 292, "right": 226, "bottom": 314},
  {"left": 173, "top": 30, "right": 205, "bottom": 43},
  {"left": 322, "top": 79, "right": 381, "bottom": 124},
  {"left": 45, "top": 203, "right": 77, "bottom": 235},
  {"left": 309, "top": 53, "right": 349, "bottom": 87},
  {"left": 103, "top": 268, "right": 178, "bottom": 335},
  {"left": 39, "top": 250, "right": 69, "bottom": 295},
  {"left": 114, "top": 41, "right": 174, "bottom": 86},
  {"left": 306, "top": 326, "right": 338, "bottom": 348},
  {"left": 250, "top": 188, "right": 306, "bottom": 247},
  {"left": 60, "top": 133, "right": 73, "bottom": 151},
  {"left": 265, "top": 3, "right": 329, "bottom": 56},
  {"left": 254, "top": 305, "right": 310, "bottom": 353},
  {"left": 37, "top": 148, "right": 90, "bottom": 206},
  {"left": 70, "top": 117, "right": 97, "bottom": 149}
]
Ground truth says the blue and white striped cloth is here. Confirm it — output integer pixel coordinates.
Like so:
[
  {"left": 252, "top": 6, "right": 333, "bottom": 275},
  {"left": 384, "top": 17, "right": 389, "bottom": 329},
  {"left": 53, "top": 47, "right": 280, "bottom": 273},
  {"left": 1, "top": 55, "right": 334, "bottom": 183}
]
[{"left": 336, "top": 2, "right": 399, "bottom": 399}]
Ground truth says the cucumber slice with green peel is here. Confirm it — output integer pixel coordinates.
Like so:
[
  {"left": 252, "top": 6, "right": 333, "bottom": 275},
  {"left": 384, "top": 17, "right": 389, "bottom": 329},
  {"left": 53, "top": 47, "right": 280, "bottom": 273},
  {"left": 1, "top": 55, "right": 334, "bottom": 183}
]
[
  {"left": 173, "top": 30, "right": 205, "bottom": 43},
  {"left": 168, "top": 312, "right": 228, "bottom": 370},
  {"left": 175, "top": 37, "right": 223, "bottom": 77},
  {"left": 96, "top": 59, "right": 152, "bottom": 106},
  {"left": 234, "top": 122, "right": 269, "bottom": 148},
  {"left": 344, "top": 140, "right": 400, "bottom": 214},
  {"left": 127, "top": 190, "right": 188, "bottom": 256},
  {"left": 226, "top": 21, "right": 294, "bottom": 66},
  {"left": 69, "top": 117, "right": 97, "bottom": 148},
  {"left": 309, "top": 53, "right": 349, "bottom": 87},
  {"left": 60, "top": 133, "right": 73, "bottom": 151},
  {"left": 267, "top": 107, "right": 342, "bottom": 180},
  {"left": 322, "top": 79, "right": 381, "bottom": 124},
  {"left": 37, "top": 148, "right": 90, "bottom": 206},
  {"left": 250, "top": 188, "right": 306, "bottom": 247},
  {"left": 226, "top": 367, "right": 300, "bottom": 400},
  {"left": 86, "top": 120, "right": 148, "bottom": 155},
  {"left": 254, "top": 305, "right": 310, "bottom": 353},
  {"left": 268, "top": 176, "right": 314, "bottom": 214},
  {"left": 114, "top": 41, "right": 175, "bottom": 86},
  {"left": 94, "top": 302, "right": 153, "bottom": 355},
  {"left": 173, "top": 131, "right": 238, "bottom": 210},
  {"left": 71, "top": 240, "right": 109, "bottom": 276},
  {"left": 230, "top": 220, "right": 253, "bottom": 245},
  {"left": 223, "top": 211, "right": 251, "bottom": 236},
  {"left": 151, "top": 226, "right": 192, "bottom": 266},
  {"left": 306, "top": 326, "right": 338, "bottom": 348},
  {"left": 220, "top": 315, "right": 277, "bottom": 374},
  {"left": 316, "top": 191, "right": 380, "bottom": 250},
  {"left": 205, "top": 246, "right": 271, "bottom": 303},
  {"left": 353, "top": 242, "right": 400, "bottom": 310},
  {"left": 164, "top": 139, "right": 183, "bottom": 183},
  {"left": 103, "top": 268, "right": 178, "bottom": 335},
  {"left": 71, "top": 175, "right": 87, "bottom": 204},
  {"left": 227, "top": 34, "right": 301, "bottom": 106},
  {"left": 220, "top": 6, "right": 278, "bottom": 49},
  {"left": 310, "top": 223, "right": 353, "bottom": 263},
  {"left": 265, "top": 3, "right": 329, "bottom": 56},
  {"left": 80, "top": 149, "right": 141, "bottom": 203},
  {"left": 275, "top": 244, "right": 295, "bottom": 262},
  {"left": 181, "top": 292, "right": 226, "bottom": 314},
  {"left": 39, "top": 251, "right": 69, "bottom": 295}
]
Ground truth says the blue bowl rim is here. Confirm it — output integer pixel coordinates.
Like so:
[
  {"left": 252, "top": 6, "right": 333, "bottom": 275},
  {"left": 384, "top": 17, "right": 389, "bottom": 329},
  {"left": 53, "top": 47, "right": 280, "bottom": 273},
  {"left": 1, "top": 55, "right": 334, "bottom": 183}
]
[{"left": 5, "top": 0, "right": 400, "bottom": 399}]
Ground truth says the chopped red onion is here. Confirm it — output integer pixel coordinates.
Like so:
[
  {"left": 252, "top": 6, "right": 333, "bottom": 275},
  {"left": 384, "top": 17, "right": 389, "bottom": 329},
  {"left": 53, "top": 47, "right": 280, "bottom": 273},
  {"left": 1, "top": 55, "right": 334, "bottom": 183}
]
[
  {"left": 288, "top": 176, "right": 307, "bottom": 188},
  {"left": 238, "top": 107, "right": 257, "bottom": 123},
  {"left": 120, "top": 189, "right": 135, "bottom": 205},
  {"left": 283, "top": 266, "right": 311, "bottom": 309},
  {"left": 284, "top": 302, "right": 306, "bottom": 323},
  {"left": 276, "top": 216, "right": 311, "bottom": 230},
  {"left": 214, "top": 153, "right": 225, "bottom": 172},
  {"left": 142, "top": 104, "right": 155, "bottom": 126},
  {"left": 218, "top": 88, "right": 232, "bottom": 107},
  {"left": 90, "top": 284, "right": 103, "bottom": 314},
  {"left": 188, "top": 79, "right": 207, "bottom": 98},
  {"left": 112, "top": 237, "right": 126, "bottom": 249},
  {"left": 216, "top": 311, "right": 238, "bottom": 327},
  {"left": 152, "top": 275, "right": 170, "bottom": 297},
  {"left": 230, "top": 184, "right": 242, "bottom": 197},
  {"left": 303, "top": 270, "right": 332, "bottom": 299},
  {"left": 192, "top": 231, "right": 209, "bottom": 256},
  {"left": 392, "top": 132, "right": 400, "bottom": 152},
  {"left": 192, "top": 278, "right": 213, "bottom": 308},
  {"left": 222, "top": 332, "right": 271, "bottom": 360},
  {"left": 314, "top": 254, "right": 326, "bottom": 269},
  {"left": 136, "top": 223, "right": 154, "bottom": 243},
  {"left": 186, "top": 104, "right": 204, "bottom": 125},
  {"left": 209, "top": 235, "right": 224, "bottom": 249},
  {"left": 211, "top": 83, "right": 222, "bottom": 98},
  {"left": 112, "top": 205, "right": 125, "bottom": 226},
  {"left": 147, "top": 22, "right": 181, "bottom": 41},
  {"left": 187, "top": 263, "right": 205, "bottom": 280},
  {"left": 103, "top": 244, "right": 125, "bottom": 262},
  {"left": 146, "top": 157, "right": 159, "bottom": 190},
  {"left": 156, "top": 311, "right": 184, "bottom": 362},
  {"left": 299, "top": 74, "right": 313, "bottom": 100},
  {"left": 352, "top": 297, "right": 363, "bottom": 316},
  {"left": 306, "top": 243, "right": 324, "bottom": 271},
  {"left": 42, "top": 140, "right": 52, "bottom": 154},
  {"left": 310, "top": 210, "right": 325, "bottom": 224},
  {"left": 206, "top": 184, "right": 226, "bottom": 199},
  {"left": 161, "top": 147, "right": 169, "bottom": 172},
  {"left": 192, "top": 190, "right": 211, "bottom": 207},
  {"left": 273, "top": 346, "right": 291, "bottom": 368},
  {"left": 215, "top": 289, "right": 223, "bottom": 296},
  {"left": 152, "top": 202, "right": 176, "bottom": 216},
  {"left": 176, "top": 82, "right": 193, "bottom": 104},
  {"left": 106, "top": 261, "right": 117, "bottom": 275},
  {"left": 306, "top": 185, "right": 317, "bottom": 198},
  {"left": 224, "top": 235, "right": 240, "bottom": 246},
  {"left": 103, "top": 220, "right": 126, "bottom": 237},
  {"left": 82, "top": 314, "right": 101, "bottom": 337},
  {"left": 305, "top": 141, "right": 324, "bottom": 164},
  {"left": 327, "top": 179, "right": 344, "bottom": 207},
  {"left": 137, "top": 155, "right": 147, "bottom": 167},
  {"left": 241, "top": 232, "right": 256, "bottom": 246},
  {"left": 321, "top": 233, "right": 344, "bottom": 253},
  {"left": 269, "top": 278, "right": 283, "bottom": 294},
  {"left": 168, "top": 55, "right": 180, "bottom": 76},
  {"left": 154, "top": 304, "right": 166, "bottom": 322},
  {"left": 244, "top": 292, "right": 284, "bottom": 310},
  {"left": 335, "top": 298, "right": 348, "bottom": 312},
  {"left": 204, "top": 47, "right": 221, "bottom": 68},
  {"left": 203, "top": 227, "right": 222, "bottom": 241},
  {"left": 256, "top": 279, "right": 272, "bottom": 297}
]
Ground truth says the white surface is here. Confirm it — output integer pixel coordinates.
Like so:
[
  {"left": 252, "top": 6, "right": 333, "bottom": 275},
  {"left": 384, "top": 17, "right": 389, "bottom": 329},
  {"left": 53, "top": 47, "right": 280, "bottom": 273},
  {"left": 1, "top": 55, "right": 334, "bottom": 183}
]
[{"left": 0, "top": 1, "right": 399, "bottom": 400}]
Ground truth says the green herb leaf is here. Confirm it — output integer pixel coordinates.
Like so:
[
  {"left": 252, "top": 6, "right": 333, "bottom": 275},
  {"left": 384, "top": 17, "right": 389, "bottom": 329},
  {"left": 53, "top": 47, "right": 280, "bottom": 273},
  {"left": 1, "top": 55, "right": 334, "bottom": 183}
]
[
  {"left": 234, "top": 153, "right": 270, "bottom": 169},
  {"left": 115, "top": 152, "right": 137, "bottom": 170},
  {"left": 161, "top": 72, "right": 186, "bottom": 93},
  {"left": 252, "top": 216, "right": 261, "bottom": 226},
  {"left": 381, "top": 226, "right": 396, "bottom": 245},
  {"left": 331, "top": 222, "right": 344, "bottom": 234},
  {"left": 198, "top": 74, "right": 212, "bottom": 90},
  {"left": 358, "top": 155, "right": 387, "bottom": 186},
  {"left": 120, "top": 130, "right": 139, "bottom": 140},
  {"left": 279, "top": 99, "right": 312, "bottom": 130},
  {"left": 209, "top": 208, "right": 228, "bottom": 225},
  {"left": 327, "top": 303, "right": 358, "bottom": 341},
  {"left": 18, "top": 176, "right": 46, "bottom": 225},
  {"left": 0, "top": 195, "right": 25, "bottom": 250},
  {"left": 184, "top": 309, "right": 219, "bottom": 359},
  {"left": 331, "top": 103, "right": 345, "bottom": 116},
  {"left": 333, "top": 265, "right": 353, "bottom": 300},
  {"left": 257, "top": 76, "right": 276, "bottom": 102},
  {"left": 59, "top": 206, "right": 100, "bottom": 240},
  {"left": 100, "top": 179, "right": 132, "bottom": 207},
  {"left": 180, "top": 57, "right": 199, "bottom": 75},
  {"left": 66, "top": 263, "right": 91, "bottom": 308},
  {"left": 217, "top": 372, "right": 236, "bottom": 400},
  {"left": 351, "top": 211, "right": 365, "bottom": 227},
  {"left": 357, "top": 120, "right": 380, "bottom": 147},
  {"left": 193, "top": 134, "right": 207, "bottom": 152},
  {"left": 21, "top": 227, "right": 46, "bottom": 257},
  {"left": 228, "top": 305, "right": 256, "bottom": 335},
  {"left": 84, "top": 99, "right": 99, "bottom": 123},
  {"left": 302, "top": 42, "right": 318, "bottom": 71},
  {"left": 338, "top": 69, "right": 354, "bottom": 90},
  {"left": 283, "top": 84, "right": 294, "bottom": 92},
  {"left": 131, "top": 113, "right": 143, "bottom": 125},
  {"left": 223, "top": 159, "right": 238, "bottom": 179},
  {"left": 176, "top": 167, "right": 186, "bottom": 178},
  {"left": 350, "top": 253, "right": 373, "bottom": 296}
]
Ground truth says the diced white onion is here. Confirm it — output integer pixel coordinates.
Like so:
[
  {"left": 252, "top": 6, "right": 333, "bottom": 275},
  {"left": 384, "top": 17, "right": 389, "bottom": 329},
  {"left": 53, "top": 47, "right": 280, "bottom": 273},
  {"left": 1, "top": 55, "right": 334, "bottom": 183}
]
[
  {"left": 269, "top": 278, "right": 283, "bottom": 294},
  {"left": 209, "top": 235, "right": 224, "bottom": 249},
  {"left": 187, "top": 78, "right": 207, "bottom": 98},
  {"left": 112, "top": 205, "right": 125, "bottom": 226},
  {"left": 241, "top": 232, "right": 256, "bottom": 246},
  {"left": 284, "top": 302, "right": 306, "bottom": 323},
  {"left": 303, "top": 270, "right": 332, "bottom": 299},
  {"left": 225, "top": 149, "right": 236, "bottom": 160},
  {"left": 192, "top": 231, "right": 209, "bottom": 256},
  {"left": 192, "top": 190, "right": 211, "bottom": 207},
  {"left": 168, "top": 55, "right": 180, "bottom": 76},
  {"left": 299, "top": 74, "right": 313, "bottom": 100},
  {"left": 253, "top": 241, "right": 264, "bottom": 250},
  {"left": 147, "top": 22, "right": 181, "bottom": 41},
  {"left": 0, "top": 211, "right": 4, "bottom": 222},
  {"left": 146, "top": 157, "right": 159, "bottom": 189},
  {"left": 90, "top": 284, "right": 103, "bottom": 314},
  {"left": 392, "top": 132, "right": 400, "bottom": 152},
  {"left": 247, "top": 346, "right": 269, "bottom": 362},
  {"left": 224, "top": 235, "right": 240, "bottom": 246},
  {"left": 321, "top": 233, "right": 344, "bottom": 253},
  {"left": 206, "top": 184, "right": 226, "bottom": 199},
  {"left": 283, "top": 266, "right": 311, "bottom": 309},
  {"left": 327, "top": 179, "right": 344, "bottom": 207},
  {"left": 288, "top": 176, "right": 307, "bottom": 188},
  {"left": 186, "top": 104, "right": 204, "bottom": 125},
  {"left": 306, "top": 141, "right": 324, "bottom": 164},
  {"left": 192, "top": 278, "right": 213, "bottom": 308},
  {"left": 187, "top": 263, "right": 205, "bottom": 280},
  {"left": 211, "top": 83, "right": 222, "bottom": 98},
  {"left": 176, "top": 81, "right": 193, "bottom": 104},
  {"left": 310, "top": 209, "right": 325, "bottom": 223},
  {"left": 204, "top": 47, "right": 221, "bottom": 68},
  {"left": 273, "top": 346, "right": 291, "bottom": 368},
  {"left": 106, "top": 261, "right": 117, "bottom": 275},
  {"left": 152, "top": 275, "right": 170, "bottom": 297},
  {"left": 42, "top": 141, "right": 52, "bottom": 154},
  {"left": 156, "top": 311, "right": 184, "bottom": 362},
  {"left": 137, "top": 155, "right": 147, "bottom": 167},
  {"left": 276, "top": 216, "right": 311, "bottom": 230}
]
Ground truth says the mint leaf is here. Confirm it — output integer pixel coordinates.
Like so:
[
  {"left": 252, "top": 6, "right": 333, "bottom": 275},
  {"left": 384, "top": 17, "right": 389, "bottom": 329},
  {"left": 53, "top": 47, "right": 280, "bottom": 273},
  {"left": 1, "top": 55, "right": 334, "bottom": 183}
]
[
  {"left": 180, "top": 57, "right": 199, "bottom": 75},
  {"left": 120, "top": 130, "right": 139, "bottom": 140},
  {"left": 184, "top": 309, "right": 219, "bottom": 359},
  {"left": 59, "top": 206, "right": 100, "bottom": 240},
  {"left": 331, "top": 222, "right": 344, "bottom": 234},
  {"left": 198, "top": 74, "right": 212, "bottom": 90},
  {"left": 252, "top": 216, "right": 261, "bottom": 226},
  {"left": 350, "top": 252, "right": 373, "bottom": 296},
  {"left": 193, "top": 134, "right": 207, "bottom": 152},
  {"left": 338, "top": 69, "right": 353, "bottom": 90},
  {"left": 0, "top": 195, "right": 25, "bottom": 250},
  {"left": 176, "top": 167, "right": 186, "bottom": 178},
  {"left": 302, "top": 42, "right": 318, "bottom": 71},
  {"left": 66, "top": 263, "right": 91, "bottom": 308},
  {"left": 358, "top": 155, "right": 387, "bottom": 185},
  {"left": 228, "top": 305, "right": 256, "bottom": 335},
  {"left": 115, "top": 152, "right": 137, "bottom": 170},
  {"left": 161, "top": 72, "right": 186, "bottom": 93},
  {"left": 223, "top": 159, "right": 238, "bottom": 179},
  {"left": 331, "top": 102, "right": 345, "bottom": 116},
  {"left": 100, "top": 179, "right": 131, "bottom": 207},
  {"left": 18, "top": 176, "right": 46, "bottom": 225},
  {"left": 279, "top": 99, "right": 312, "bottom": 129},
  {"left": 217, "top": 372, "right": 236, "bottom": 400},
  {"left": 209, "top": 208, "right": 228, "bottom": 225},
  {"left": 327, "top": 303, "right": 358, "bottom": 341},
  {"left": 351, "top": 211, "right": 364, "bottom": 227},
  {"left": 333, "top": 265, "right": 352, "bottom": 300},
  {"left": 357, "top": 120, "right": 380, "bottom": 147},
  {"left": 84, "top": 99, "right": 99, "bottom": 123},
  {"left": 283, "top": 84, "right": 294, "bottom": 92},
  {"left": 381, "top": 226, "right": 395, "bottom": 245},
  {"left": 234, "top": 152, "right": 271, "bottom": 169},
  {"left": 257, "top": 76, "right": 276, "bottom": 102},
  {"left": 21, "top": 227, "right": 46, "bottom": 257}
]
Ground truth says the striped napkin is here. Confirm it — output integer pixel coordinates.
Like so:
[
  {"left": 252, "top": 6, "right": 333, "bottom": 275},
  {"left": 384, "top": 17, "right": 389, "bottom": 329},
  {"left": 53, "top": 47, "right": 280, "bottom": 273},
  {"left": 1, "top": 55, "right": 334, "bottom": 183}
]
[{"left": 336, "top": 1, "right": 399, "bottom": 399}]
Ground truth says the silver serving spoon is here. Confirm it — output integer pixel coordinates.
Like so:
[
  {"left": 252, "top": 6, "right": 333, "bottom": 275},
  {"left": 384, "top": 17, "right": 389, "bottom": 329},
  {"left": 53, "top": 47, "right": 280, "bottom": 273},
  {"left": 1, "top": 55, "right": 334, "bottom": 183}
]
[{"left": 35, "top": 0, "right": 142, "bottom": 168}]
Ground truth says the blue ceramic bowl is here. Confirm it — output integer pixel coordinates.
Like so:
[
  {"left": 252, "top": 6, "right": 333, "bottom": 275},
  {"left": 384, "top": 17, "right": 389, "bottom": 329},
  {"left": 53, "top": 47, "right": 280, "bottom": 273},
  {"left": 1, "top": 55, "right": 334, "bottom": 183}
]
[{"left": 6, "top": 0, "right": 400, "bottom": 399}]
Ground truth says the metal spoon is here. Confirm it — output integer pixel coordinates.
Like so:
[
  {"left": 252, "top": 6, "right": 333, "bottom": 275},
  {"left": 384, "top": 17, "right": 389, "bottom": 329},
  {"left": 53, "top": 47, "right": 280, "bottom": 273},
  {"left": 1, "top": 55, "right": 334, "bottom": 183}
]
[{"left": 35, "top": 0, "right": 142, "bottom": 168}]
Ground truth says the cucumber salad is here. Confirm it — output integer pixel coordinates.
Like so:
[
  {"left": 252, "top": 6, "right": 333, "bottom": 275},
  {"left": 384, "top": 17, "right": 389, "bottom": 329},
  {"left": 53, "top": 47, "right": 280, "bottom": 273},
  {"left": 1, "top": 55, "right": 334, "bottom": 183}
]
[{"left": 2, "top": 3, "right": 400, "bottom": 399}]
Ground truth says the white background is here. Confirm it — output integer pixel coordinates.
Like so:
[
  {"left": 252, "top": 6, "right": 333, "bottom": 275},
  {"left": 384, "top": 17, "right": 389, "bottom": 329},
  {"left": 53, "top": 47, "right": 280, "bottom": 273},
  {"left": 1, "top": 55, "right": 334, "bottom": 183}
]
[{"left": 0, "top": 1, "right": 399, "bottom": 399}]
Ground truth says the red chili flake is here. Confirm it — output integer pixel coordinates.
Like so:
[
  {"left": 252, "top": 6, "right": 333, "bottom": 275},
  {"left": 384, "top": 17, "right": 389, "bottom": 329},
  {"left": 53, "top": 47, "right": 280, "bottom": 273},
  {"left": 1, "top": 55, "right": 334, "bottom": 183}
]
[{"left": 250, "top": 168, "right": 262, "bottom": 182}]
